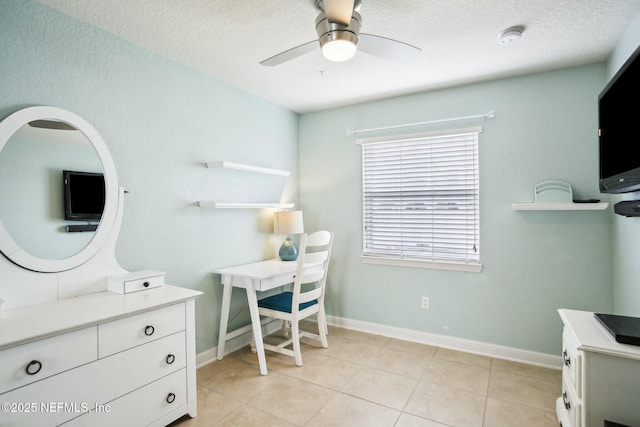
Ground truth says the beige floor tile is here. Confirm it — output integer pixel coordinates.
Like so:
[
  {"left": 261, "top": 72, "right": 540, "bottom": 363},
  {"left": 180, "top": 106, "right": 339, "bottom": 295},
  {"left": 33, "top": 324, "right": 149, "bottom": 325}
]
[
  {"left": 273, "top": 350, "right": 361, "bottom": 390},
  {"left": 246, "top": 372, "right": 337, "bottom": 425},
  {"left": 200, "top": 360, "right": 277, "bottom": 402},
  {"left": 321, "top": 334, "right": 382, "bottom": 365},
  {"left": 225, "top": 346, "right": 261, "bottom": 367},
  {"left": 384, "top": 338, "right": 439, "bottom": 357},
  {"left": 405, "top": 381, "right": 486, "bottom": 427},
  {"left": 483, "top": 397, "right": 559, "bottom": 427},
  {"left": 341, "top": 366, "right": 419, "bottom": 410},
  {"left": 434, "top": 347, "right": 492, "bottom": 369},
  {"left": 167, "top": 387, "right": 244, "bottom": 427},
  {"left": 177, "top": 325, "right": 562, "bottom": 427},
  {"left": 491, "top": 358, "right": 561, "bottom": 387},
  {"left": 196, "top": 356, "right": 249, "bottom": 383},
  {"left": 487, "top": 370, "right": 560, "bottom": 412},
  {"left": 215, "top": 404, "right": 298, "bottom": 427},
  {"left": 395, "top": 413, "right": 450, "bottom": 427},
  {"left": 422, "top": 357, "right": 490, "bottom": 394},
  {"left": 367, "top": 345, "right": 433, "bottom": 378},
  {"left": 306, "top": 392, "right": 401, "bottom": 427},
  {"left": 329, "top": 326, "right": 391, "bottom": 346}
]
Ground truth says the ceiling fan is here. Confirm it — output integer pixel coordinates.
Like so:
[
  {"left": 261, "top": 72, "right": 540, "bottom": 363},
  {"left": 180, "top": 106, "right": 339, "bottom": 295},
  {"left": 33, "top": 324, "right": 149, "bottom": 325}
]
[{"left": 260, "top": 0, "right": 421, "bottom": 66}]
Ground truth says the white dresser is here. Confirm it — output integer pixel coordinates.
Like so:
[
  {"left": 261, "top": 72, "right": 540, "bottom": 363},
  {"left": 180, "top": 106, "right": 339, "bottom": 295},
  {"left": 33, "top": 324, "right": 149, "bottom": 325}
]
[
  {"left": 0, "top": 285, "right": 201, "bottom": 427},
  {"left": 556, "top": 309, "right": 640, "bottom": 427}
]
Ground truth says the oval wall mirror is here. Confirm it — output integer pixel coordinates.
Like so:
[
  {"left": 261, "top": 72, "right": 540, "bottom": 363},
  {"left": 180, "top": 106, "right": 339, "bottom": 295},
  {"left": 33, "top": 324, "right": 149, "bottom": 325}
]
[{"left": 0, "top": 106, "right": 119, "bottom": 272}]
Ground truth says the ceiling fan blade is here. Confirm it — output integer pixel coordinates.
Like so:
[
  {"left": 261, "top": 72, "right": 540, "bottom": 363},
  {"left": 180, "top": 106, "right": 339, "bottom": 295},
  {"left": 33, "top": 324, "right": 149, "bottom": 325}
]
[
  {"left": 260, "top": 40, "right": 319, "bottom": 66},
  {"left": 323, "top": 0, "right": 355, "bottom": 25},
  {"left": 358, "top": 33, "right": 421, "bottom": 64}
]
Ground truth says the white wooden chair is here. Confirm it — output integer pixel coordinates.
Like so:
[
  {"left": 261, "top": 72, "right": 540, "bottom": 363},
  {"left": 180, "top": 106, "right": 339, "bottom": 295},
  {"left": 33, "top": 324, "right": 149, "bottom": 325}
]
[{"left": 256, "top": 231, "right": 333, "bottom": 366}]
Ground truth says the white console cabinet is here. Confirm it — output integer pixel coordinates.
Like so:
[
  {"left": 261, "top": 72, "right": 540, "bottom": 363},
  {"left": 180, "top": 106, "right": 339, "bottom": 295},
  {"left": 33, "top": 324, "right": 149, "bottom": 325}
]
[
  {"left": 0, "top": 285, "right": 201, "bottom": 427},
  {"left": 556, "top": 309, "right": 640, "bottom": 427}
]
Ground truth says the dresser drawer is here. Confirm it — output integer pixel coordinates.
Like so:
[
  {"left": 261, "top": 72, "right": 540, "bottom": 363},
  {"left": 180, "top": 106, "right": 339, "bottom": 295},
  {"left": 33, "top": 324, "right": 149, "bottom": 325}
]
[
  {"left": 108, "top": 270, "right": 165, "bottom": 294},
  {"left": 557, "top": 376, "right": 580, "bottom": 427},
  {"left": 98, "top": 303, "right": 185, "bottom": 357},
  {"left": 562, "top": 327, "right": 581, "bottom": 394},
  {"left": 62, "top": 369, "right": 188, "bottom": 427},
  {"left": 0, "top": 331, "right": 186, "bottom": 427},
  {"left": 0, "top": 326, "right": 97, "bottom": 394}
]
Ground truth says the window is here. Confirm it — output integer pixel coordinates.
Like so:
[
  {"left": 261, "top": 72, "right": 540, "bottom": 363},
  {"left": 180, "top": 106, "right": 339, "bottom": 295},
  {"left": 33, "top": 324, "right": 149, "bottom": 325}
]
[{"left": 358, "top": 126, "right": 481, "bottom": 272}]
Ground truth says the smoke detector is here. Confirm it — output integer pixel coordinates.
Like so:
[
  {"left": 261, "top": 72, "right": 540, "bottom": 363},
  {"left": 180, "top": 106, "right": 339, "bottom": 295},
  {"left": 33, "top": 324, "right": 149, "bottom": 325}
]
[{"left": 499, "top": 26, "right": 524, "bottom": 45}]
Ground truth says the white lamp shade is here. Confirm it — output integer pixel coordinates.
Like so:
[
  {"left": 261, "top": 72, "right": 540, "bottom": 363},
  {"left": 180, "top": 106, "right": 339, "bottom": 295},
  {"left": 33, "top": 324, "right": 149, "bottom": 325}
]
[{"left": 274, "top": 210, "right": 304, "bottom": 235}]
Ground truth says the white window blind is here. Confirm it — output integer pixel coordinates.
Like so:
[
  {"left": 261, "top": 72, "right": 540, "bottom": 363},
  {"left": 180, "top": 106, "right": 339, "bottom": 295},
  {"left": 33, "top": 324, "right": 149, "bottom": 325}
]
[{"left": 359, "top": 127, "right": 480, "bottom": 266}]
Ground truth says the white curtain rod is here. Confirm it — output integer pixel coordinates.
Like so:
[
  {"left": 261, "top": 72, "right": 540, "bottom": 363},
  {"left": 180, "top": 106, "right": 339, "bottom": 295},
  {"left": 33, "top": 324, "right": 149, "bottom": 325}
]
[{"left": 346, "top": 111, "right": 495, "bottom": 136}]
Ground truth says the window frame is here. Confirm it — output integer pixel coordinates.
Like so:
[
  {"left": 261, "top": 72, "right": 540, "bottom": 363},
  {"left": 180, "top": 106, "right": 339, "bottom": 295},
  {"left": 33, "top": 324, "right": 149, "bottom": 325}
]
[{"left": 357, "top": 126, "right": 483, "bottom": 273}]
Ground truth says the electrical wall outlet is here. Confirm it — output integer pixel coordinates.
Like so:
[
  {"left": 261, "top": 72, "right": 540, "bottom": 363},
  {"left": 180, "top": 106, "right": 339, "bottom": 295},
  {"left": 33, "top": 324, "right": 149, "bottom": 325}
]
[{"left": 421, "top": 296, "right": 430, "bottom": 309}]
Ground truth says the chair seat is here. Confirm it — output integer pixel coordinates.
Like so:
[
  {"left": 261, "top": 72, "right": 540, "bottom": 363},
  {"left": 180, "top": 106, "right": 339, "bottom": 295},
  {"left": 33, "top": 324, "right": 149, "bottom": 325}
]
[{"left": 258, "top": 291, "right": 317, "bottom": 313}]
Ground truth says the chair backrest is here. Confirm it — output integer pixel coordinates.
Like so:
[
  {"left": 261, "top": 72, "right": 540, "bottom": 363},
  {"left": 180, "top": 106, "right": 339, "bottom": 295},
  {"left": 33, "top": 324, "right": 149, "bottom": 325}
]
[{"left": 291, "top": 231, "right": 334, "bottom": 310}]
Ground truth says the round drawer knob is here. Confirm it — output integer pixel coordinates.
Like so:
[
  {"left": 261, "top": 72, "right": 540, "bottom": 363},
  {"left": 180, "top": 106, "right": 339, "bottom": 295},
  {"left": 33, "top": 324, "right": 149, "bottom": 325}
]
[
  {"left": 166, "top": 393, "right": 176, "bottom": 404},
  {"left": 26, "top": 360, "right": 42, "bottom": 375},
  {"left": 143, "top": 281, "right": 150, "bottom": 288},
  {"left": 562, "top": 391, "right": 571, "bottom": 410},
  {"left": 166, "top": 354, "right": 176, "bottom": 364},
  {"left": 144, "top": 325, "right": 155, "bottom": 336}
]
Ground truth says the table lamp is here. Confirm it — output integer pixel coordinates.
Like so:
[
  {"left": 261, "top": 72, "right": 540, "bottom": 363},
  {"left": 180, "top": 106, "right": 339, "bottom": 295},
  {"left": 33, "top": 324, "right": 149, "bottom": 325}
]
[{"left": 274, "top": 210, "right": 304, "bottom": 261}]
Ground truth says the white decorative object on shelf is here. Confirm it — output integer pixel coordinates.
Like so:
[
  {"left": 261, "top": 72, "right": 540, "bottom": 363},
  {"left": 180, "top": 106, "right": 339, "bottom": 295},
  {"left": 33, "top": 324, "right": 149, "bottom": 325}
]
[
  {"left": 198, "top": 202, "right": 295, "bottom": 209},
  {"left": 534, "top": 180, "right": 573, "bottom": 203},
  {"left": 207, "top": 161, "right": 290, "bottom": 176},
  {"left": 512, "top": 180, "right": 609, "bottom": 211}
]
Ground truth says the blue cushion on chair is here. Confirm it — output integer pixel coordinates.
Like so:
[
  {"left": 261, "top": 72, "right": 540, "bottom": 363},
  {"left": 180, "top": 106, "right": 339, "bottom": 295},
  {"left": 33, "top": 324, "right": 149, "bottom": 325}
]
[{"left": 258, "top": 292, "right": 317, "bottom": 313}]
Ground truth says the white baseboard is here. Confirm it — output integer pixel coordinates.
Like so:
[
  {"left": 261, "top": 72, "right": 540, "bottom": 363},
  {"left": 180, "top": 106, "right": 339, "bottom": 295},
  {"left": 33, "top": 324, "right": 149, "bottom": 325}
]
[{"left": 197, "top": 315, "right": 562, "bottom": 370}]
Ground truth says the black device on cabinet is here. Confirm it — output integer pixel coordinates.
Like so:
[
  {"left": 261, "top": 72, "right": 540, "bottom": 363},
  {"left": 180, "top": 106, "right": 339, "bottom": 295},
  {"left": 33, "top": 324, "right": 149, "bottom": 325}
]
[
  {"left": 63, "top": 170, "right": 105, "bottom": 231},
  {"left": 598, "top": 44, "right": 640, "bottom": 195}
]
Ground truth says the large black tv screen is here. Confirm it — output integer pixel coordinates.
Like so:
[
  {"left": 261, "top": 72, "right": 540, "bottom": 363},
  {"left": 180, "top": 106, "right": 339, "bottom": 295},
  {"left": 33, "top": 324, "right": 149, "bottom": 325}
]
[
  {"left": 63, "top": 170, "right": 105, "bottom": 221},
  {"left": 599, "top": 44, "right": 640, "bottom": 193}
]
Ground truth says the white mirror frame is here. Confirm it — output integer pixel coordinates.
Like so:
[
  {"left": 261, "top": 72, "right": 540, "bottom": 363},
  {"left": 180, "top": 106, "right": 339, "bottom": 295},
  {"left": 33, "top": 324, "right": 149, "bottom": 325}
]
[{"left": 0, "top": 106, "right": 119, "bottom": 272}]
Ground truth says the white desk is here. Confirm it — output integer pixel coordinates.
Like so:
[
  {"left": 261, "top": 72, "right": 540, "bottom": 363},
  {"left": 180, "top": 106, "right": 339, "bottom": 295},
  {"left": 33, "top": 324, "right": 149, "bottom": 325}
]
[{"left": 215, "top": 259, "right": 317, "bottom": 375}]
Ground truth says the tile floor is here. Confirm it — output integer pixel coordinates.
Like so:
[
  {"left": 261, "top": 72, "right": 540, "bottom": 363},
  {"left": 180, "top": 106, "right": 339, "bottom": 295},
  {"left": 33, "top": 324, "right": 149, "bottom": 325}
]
[{"left": 171, "top": 322, "right": 561, "bottom": 427}]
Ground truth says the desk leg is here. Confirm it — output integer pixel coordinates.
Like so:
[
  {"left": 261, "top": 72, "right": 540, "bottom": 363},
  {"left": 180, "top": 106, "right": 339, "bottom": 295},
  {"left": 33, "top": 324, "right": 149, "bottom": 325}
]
[
  {"left": 217, "top": 281, "right": 233, "bottom": 360},
  {"left": 245, "top": 287, "right": 268, "bottom": 375}
]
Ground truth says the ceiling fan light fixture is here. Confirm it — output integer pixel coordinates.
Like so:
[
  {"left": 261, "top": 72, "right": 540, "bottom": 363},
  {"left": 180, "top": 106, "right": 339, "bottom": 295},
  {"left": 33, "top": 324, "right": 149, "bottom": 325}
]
[
  {"left": 316, "top": 10, "right": 361, "bottom": 62},
  {"left": 320, "top": 32, "right": 358, "bottom": 62}
]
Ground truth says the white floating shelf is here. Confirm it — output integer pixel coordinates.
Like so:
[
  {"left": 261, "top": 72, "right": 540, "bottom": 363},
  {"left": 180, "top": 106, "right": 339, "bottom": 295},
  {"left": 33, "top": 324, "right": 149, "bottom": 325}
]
[
  {"left": 512, "top": 203, "right": 609, "bottom": 211},
  {"left": 198, "top": 201, "right": 294, "bottom": 209},
  {"left": 207, "top": 161, "right": 290, "bottom": 176}
]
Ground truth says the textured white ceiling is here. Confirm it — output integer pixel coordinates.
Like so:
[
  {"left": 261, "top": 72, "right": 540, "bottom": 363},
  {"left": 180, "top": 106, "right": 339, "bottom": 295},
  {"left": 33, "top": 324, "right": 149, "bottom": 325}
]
[{"left": 38, "top": 0, "right": 640, "bottom": 113}]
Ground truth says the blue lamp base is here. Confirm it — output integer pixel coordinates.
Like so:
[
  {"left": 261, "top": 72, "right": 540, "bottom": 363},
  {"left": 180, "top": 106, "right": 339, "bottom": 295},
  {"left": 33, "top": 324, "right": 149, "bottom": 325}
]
[{"left": 279, "top": 237, "right": 298, "bottom": 261}]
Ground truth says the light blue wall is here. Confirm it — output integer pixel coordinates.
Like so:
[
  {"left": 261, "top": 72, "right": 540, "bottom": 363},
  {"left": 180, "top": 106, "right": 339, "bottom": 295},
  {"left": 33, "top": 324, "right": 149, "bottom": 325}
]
[
  {"left": 2, "top": 0, "right": 632, "bottom": 358},
  {"left": 299, "top": 64, "right": 612, "bottom": 355},
  {"left": 608, "top": 15, "right": 640, "bottom": 316},
  {"left": 0, "top": 1, "right": 299, "bottom": 353}
]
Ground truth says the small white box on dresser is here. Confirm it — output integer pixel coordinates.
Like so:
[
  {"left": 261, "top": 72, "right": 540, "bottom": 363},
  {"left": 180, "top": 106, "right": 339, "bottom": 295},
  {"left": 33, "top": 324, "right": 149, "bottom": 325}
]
[{"left": 108, "top": 270, "right": 166, "bottom": 294}]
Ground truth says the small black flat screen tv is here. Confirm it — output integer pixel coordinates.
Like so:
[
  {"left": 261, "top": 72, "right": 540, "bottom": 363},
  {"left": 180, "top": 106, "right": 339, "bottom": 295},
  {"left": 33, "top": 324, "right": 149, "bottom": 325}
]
[
  {"left": 63, "top": 170, "right": 105, "bottom": 221},
  {"left": 599, "top": 44, "right": 640, "bottom": 193}
]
